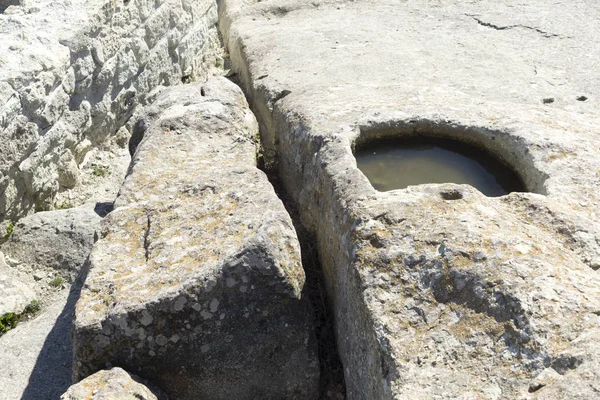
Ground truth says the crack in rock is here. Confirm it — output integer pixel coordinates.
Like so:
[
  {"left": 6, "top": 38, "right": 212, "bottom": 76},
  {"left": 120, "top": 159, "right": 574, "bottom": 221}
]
[
  {"left": 272, "top": 89, "right": 292, "bottom": 105},
  {"left": 466, "top": 14, "right": 566, "bottom": 39},
  {"left": 143, "top": 214, "right": 151, "bottom": 262}
]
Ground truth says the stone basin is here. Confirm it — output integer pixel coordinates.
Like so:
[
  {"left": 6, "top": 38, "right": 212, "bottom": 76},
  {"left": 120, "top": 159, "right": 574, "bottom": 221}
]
[{"left": 354, "top": 136, "right": 526, "bottom": 197}]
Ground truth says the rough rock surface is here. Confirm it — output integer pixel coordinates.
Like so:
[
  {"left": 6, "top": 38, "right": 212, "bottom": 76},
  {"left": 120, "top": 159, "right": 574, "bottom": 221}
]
[
  {"left": 0, "top": 250, "right": 36, "bottom": 316},
  {"left": 72, "top": 77, "right": 319, "bottom": 399},
  {"left": 1, "top": 203, "right": 103, "bottom": 282},
  {"left": 220, "top": 0, "right": 600, "bottom": 398},
  {"left": 0, "top": 0, "right": 223, "bottom": 222},
  {"left": 61, "top": 368, "right": 161, "bottom": 400}
]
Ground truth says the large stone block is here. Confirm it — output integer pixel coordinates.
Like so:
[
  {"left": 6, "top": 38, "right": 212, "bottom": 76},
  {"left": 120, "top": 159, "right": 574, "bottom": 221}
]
[
  {"left": 219, "top": 1, "right": 600, "bottom": 398},
  {"left": 72, "top": 77, "right": 319, "bottom": 399},
  {"left": 1, "top": 203, "right": 103, "bottom": 281}
]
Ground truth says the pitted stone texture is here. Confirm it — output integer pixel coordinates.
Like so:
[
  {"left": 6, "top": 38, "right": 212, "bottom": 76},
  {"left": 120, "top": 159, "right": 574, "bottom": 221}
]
[
  {"left": 72, "top": 77, "right": 319, "bottom": 400},
  {"left": 220, "top": 0, "right": 600, "bottom": 398},
  {"left": 1, "top": 203, "right": 102, "bottom": 281},
  {"left": 351, "top": 186, "right": 600, "bottom": 399},
  {"left": 61, "top": 368, "right": 162, "bottom": 400},
  {"left": 0, "top": 0, "right": 222, "bottom": 221}
]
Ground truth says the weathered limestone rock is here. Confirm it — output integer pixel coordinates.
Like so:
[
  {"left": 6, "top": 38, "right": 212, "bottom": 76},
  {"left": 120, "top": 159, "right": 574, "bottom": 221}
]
[
  {"left": 72, "top": 77, "right": 319, "bottom": 399},
  {"left": 347, "top": 186, "right": 600, "bottom": 399},
  {"left": 219, "top": 0, "right": 600, "bottom": 398},
  {"left": 61, "top": 368, "right": 162, "bottom": 400},
  {"left": 0, "top": 250, "right": 36, "bottom": 316},
  {"left": 0, "top": 0, "right": 223, "bottom": 221},
  {"left": 1, "top": 203, "right": 103, "bottom": 281}
]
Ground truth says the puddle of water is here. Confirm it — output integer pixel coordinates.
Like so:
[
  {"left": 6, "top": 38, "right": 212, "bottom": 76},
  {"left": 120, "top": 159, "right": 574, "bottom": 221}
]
[{"left": 355, "top": 137, "right": 525, "bottom": 197}]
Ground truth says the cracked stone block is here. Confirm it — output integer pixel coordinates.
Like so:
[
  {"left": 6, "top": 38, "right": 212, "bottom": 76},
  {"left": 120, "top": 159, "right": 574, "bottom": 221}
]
[{"left": 72, "top": 77, "right": 319, "bottom": 399}]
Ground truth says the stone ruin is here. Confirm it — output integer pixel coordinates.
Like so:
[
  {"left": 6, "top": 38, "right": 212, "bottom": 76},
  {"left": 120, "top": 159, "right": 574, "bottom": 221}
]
[{"left": 1, "top": 0, "right": 599, "bottom": 399}]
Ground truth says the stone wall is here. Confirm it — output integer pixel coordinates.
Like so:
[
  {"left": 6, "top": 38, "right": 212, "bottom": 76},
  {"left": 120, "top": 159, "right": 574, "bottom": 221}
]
[{"left": 0, "top": 0, "right": 222, "bottom": 222}]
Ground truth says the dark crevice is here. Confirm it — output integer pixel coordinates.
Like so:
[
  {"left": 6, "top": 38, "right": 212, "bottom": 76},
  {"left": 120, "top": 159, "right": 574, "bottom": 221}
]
[
  {"left": 466, "top": 15, "right": 565, "bottom": 39},
  {"left": 94, "top": 202, "right": 114, "bottom": 217},
  {"left": 259, "top": 150, "right": 346, "bottom": 400},
  {"left": 218, "top": 16, "right": 344, "bottom": 398},
  {"left": 551, "top": 354, "right": 584, "bottom": 375},
  {"left": 271, "top": 89, "right": 292, "bottom": 105},
  {"left": 143, "top": 214, "right": 151, "bottom": 262}
]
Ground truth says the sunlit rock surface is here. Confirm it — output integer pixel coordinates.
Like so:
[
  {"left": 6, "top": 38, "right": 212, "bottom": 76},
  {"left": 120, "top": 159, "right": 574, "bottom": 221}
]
[
  {"left": 0, "top": 0, "right": 222, "bottom": 221},
  {"left": 61, "top": 367, "right": 163, "bottom": 400},
  {"left": 220, "top": 0, "right": 600, "bottom": 398},
  {"left": 72, "top": 77, "right": 319, "bottom": 399}
]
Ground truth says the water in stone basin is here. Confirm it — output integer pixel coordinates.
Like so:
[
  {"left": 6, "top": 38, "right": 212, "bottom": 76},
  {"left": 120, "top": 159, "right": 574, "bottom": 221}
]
[{"left": 355, "top": 137, "right": 525, "bottom": 197}]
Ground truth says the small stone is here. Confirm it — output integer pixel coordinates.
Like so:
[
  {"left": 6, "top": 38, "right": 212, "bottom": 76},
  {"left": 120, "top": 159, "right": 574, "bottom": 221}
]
[
  {"left": 174, "top": 296, "right": 187, "bottom": 311},
  {"left": 225, "top": 277, "right": 237, "bottom": 287},
  {"left": 0, "top": 251, "right": 36, "bottom": 316},
  {"left": 209, "top": 298, "right": 219, "bottom": 313},
  {"left": 1, "top": 204, "right": 102, "bottom": 281},
  {"left": 155, "top": 335, "right": 168, "bottom": 346},
  {"left": 529, "top": 368, "right": 561, "bottom": 393},
  {"left": 33, "top": 271, "right": 45, "bottom": 281},
  {"left": 140, "top": 310, "right": 153, "bottom": 326},
  {"left": 60, "top": 368, "right": 159, "bottom": 399}
]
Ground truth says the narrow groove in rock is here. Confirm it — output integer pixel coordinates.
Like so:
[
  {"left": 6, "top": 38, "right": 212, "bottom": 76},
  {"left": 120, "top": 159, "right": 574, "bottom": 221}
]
[
  {"left": 467, "top": 14, "right": 564, "bottom": 38},
  {"left": 261, "top": 161, "right": 347, "bottom": 399},
  {"left": 236, "top": 83, "right": 347, "bottom": 397},
  {"left": 143, "top": 214, "right": 151, "bottom": 262}
]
